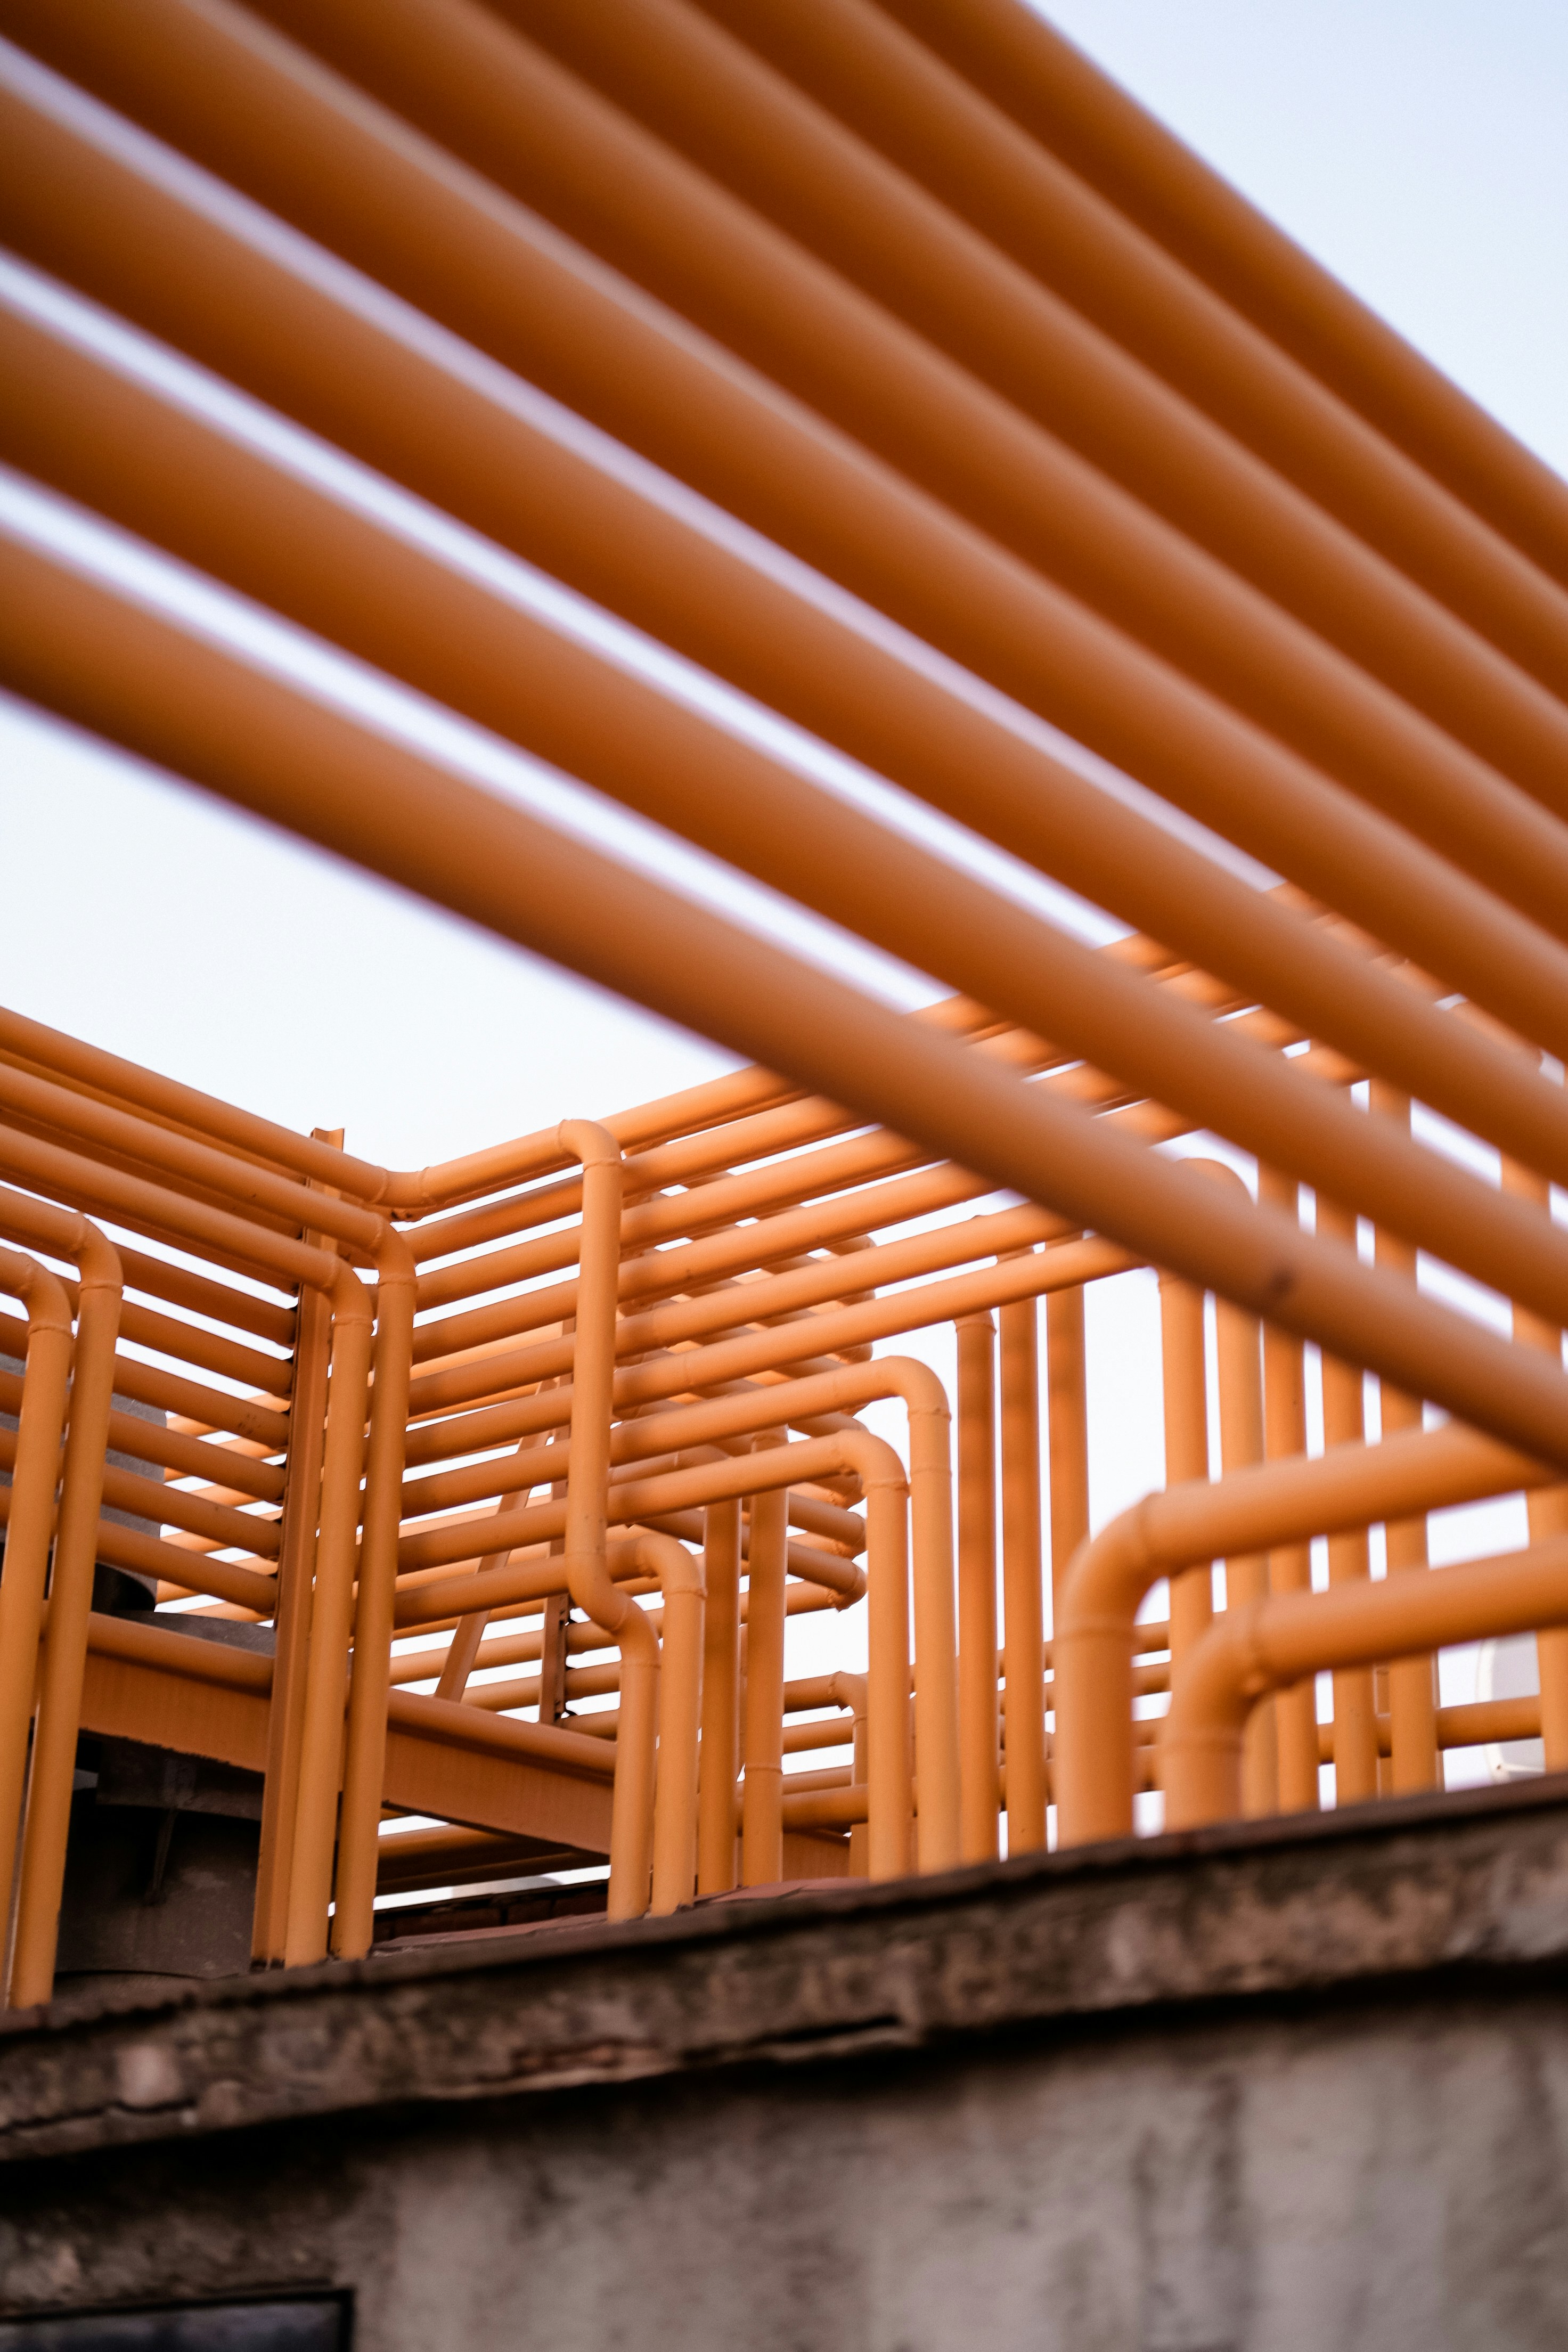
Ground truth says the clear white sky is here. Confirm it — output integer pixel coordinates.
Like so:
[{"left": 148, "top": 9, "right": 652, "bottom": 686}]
[{"left": 2, "top": 5, "right": 1563, "bottom": 1743}]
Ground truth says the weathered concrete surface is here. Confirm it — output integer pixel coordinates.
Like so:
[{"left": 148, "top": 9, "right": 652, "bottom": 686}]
[{"left": 5, "top": 1780, "right": 1568, "bottom": 2349}]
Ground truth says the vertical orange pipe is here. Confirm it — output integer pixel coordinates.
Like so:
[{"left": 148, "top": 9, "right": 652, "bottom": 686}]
[
  {"left": 1046, "top": 1284, "right": 1088, "bottom": 1832},
  {"left": 697, "top": 1496, "right": 741, "bottom": 1892},
  {"left": 252, "top": 1175, "right": 337, "bottom": 1966},
  {"left": 1158, "top": 1271, "right": 1211, "bottom": 1663},
  {"left": 628, "top": 1532, "right": 705, "bottom": 1915},
  {"left": 1316, "top": 1197, "right": 1379, "bottom": 1806},
  {"left": 829, "top": 1668, "right": 871, "bottom": 1875},
  {"left": 956, "top": 1311, "right": 999, "bottom": 1861},
  {"left": 1258, "top": 1167, "right": 1319, "bottom": 1812},
  {"left": 10, "top": 1220, "right": 122, "bottom": 2008},
  {"left": 331, "top": 1229, "right": 418, "bottom": 1959},
  {"left": 999, "top": 1289, "right": 1048, "bottom": 1851},
  {"left": 1370, "top": 1086, "right": 1439, "bottom": 1793},
  {"left": 282, "top": 1264, "right": 374, "bottom": 1966},
  {"left": 555, "top": 1122, "right": 660, "bottom": 1922},
  {"left": 903, "top": 1387, "right": 959, "bottom": 1874},
  {"left": 1502, "top": 1155, "right": 1568, "bottom": 1769},
  {"left": 1045, "top": 1285, "right": 1089, "bottom": 1626},
  {"left": 0, "top": 1246, "right": 72, "bottom": 1958},
  {"left": 741, "top": 1433, "right": 788, "bottom": 1886},
  {"left": 1214, "top": 1296, "right": 1276, "bottom": 1812},
  {"left": 864, "top": 1459, "right": 913, "bottom": 1879},
  {"left": 1185, "top": 1162, "right": 1275, "bottom": 1812}
]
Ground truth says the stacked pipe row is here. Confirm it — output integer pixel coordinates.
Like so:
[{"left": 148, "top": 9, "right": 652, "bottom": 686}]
[{"left": 3, "top": 0, "right": 1568, "bottom": 1983}]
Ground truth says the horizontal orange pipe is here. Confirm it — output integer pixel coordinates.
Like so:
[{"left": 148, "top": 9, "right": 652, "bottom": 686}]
[
  {"left": 1164, "top": 1533, "right": 1568, "bottom": 1831},
  {"left": 313, "top": 0, "right": 1568, "bottom": 905},
  {"left": 7, "top": 41, "right": 1568, "bottom": 1072},
  {"left": 863, "top": 0, "right": 1568, "bottom": 644},
  {"left": 7, "top": 535, "right": 1568, "bottom": 1478},
  {"left": 1055, "top": 1423, "right": 1550, "bottom": 1847},
  {"left": 20, "top": 318, "right": 1568, "bottom": 1280}
]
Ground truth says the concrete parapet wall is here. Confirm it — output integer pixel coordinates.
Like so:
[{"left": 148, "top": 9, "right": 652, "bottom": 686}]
[{"left": 5, "top": 1782, "right": 1568, "bottom": 2347}]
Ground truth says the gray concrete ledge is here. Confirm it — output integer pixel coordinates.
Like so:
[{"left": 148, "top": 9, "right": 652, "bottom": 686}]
[{"left": 5, "top": 1776, "right": 1568, "bottom": 2166}]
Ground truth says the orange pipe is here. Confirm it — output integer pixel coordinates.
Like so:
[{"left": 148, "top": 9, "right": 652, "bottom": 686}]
[
  {"left": 696, "top": 1498, "right": 742, "bottom": 1894},
  {"left": 1213, "top": 1293, "right": 1273, "bottom": 1814},
  {"left": 0, "top": 1240, "right": 71, "bottom": 1954},
  {"left": 956, "top": 1312, "right": 999, "bottom": 1862},
  {"left": 609, "top": 1533, "right": 706, "bottom": 1916},
  {"left": 551, "top": 1120, "right": 658, "bottom": 1922},
  {"left": 15, "top": 18, "right": 1568, "bottom": 1195},
  {"left": 399, "top": 1352, "right": 961, "bottom": 1867},
  {"left": 0, "top": 1067, "right": 416, "bottom": 1963},
  {"left": 1503, "top": 1156, "right": 1568, "bottom": 1773},
  {"left": 304, "top": 0, "right": 1568, "bottom": 937},
  {"left": 1188, "top": 1162, "right": 1275, "bottom": 1812},
  {"left": 329, "top": 1225, "right": 416, "bottom": 1959},
  {"left": 3, "top": 1200, "right": 120, "bottom": 2010},
  {"left": 859, "top": 0, "right": 1568, "bottom": 656},
  {"left": 15, "top": 325, "right": 1568, "bottom": 1296},
  {"left": 10, "top": 535, "right": 1568, "bottom": 1480},
  {"left": 1316, "top": 1197, "right": 1379, "bottom": 1806},
  {"left": 15, "top": 77, "right": 1568, "bottom": 1142},
  {"left": 998, "top": 1288, "right": 1047, "bottom": 1851},
  {"left": 1054, "top": 1421, "right": 1550, "bottom": 1847},
  {"left": 1157, "top": 1271, "right": 1211, "bottom": 1665},
  {"left": 1371, "top": 1085, "right": 1440, "bottom": 1795},
  {"left": 278, "top": 1257, "right": 374, "bottom": 1966},
  {"left": 17, "top": 9, "right": 1568, "bottom": 1085},
  {"left": 0, "top": 1120, "right": 377, "bottom": 1981},
  {"left": 404, "top": 1425, "right": 922, "bottom": 1879},
  {"left": 1045, "top": 1285, "right": 1089, "bottom": 1636},
  {"left": 1256, "top": 1168, "right": 1319, "bottom": 1812},
  {"left": 0, "top": 1060, "right": 419, "bottom": 1951},
  {"left": 253, "top": 1149, "right": 339, "bottom": 1966},
  {"left": 1163, "top": 1534, "right": 1568, "bottom": 1832},
  {"left": 741, "top": 1432, "right": 788, "bottom": 1888}
]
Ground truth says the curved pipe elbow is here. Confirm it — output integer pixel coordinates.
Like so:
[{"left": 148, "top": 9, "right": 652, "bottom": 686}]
[
  {"left": 70, "top": 1221, "right": 121, "bottom": 1298},
  {"left": 1058, "top": 1495, "right": 1166, "bottom": 1644},
  {"left": 328, "top": 1260, "right": 375, "bottom": 1328},
  {"left": 373, "top": 1223, "right": 418, "bottom": 1291},
  {"left": 562, "top": 1544, "right": 648, "bottom": 1652},
  {"left": 829, "top": 1427, "right": 908, "bottom": 1500},
  {"left": 0, "top": 1246, "right": 73, "bottom": 1338},
  {"left": 608, "top": 1530, "right": 705, "bottom": 1602},
  {"left": 865, "top": 1357, "right": 950, "bottom": 1425},
  {"left": 557, "top": 1118, "right": 623, "bottom": 1171},
  {"left": 0, "top": 1187, "right": 120, "bottom": 1300},
  {"left": 1161, "top": 1602, "right": 1281, "bottom": 1833}
]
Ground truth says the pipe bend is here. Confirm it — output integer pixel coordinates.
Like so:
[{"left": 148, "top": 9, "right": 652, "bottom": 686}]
[
  {"left": 1155, "top": 1607, "right": 1261, "bottom": 1835},
  {"left": 860, "top": 1356, "right": 950, "bottom": 1424},
  {"left": 0, "top": 1245, "right": 72, "bottom": 1336},
  {"left": 829, "top": 1427, "right": 908, "bottom": 1498},
  {"left": 69, "top": 1222, "right": 121, "bottom": 1297},
  {"left": 557, "top": 1118, "right": 623, "bottom": 1170},
  {"left": 608, "top": 1529, "right": 705, "bottom": 1600},
  {"left": 373, "top": 1223, "right": 418, "bottom": 1289},
  {"left": 1173, "top": 1603, "right": 1270, "bottom": 1737},
  {"left": 328, "top": 1259, "right": 374, "bottom": 1326},
  {"left": 1186, "top": 1158, "right": 1253, "bottom": 1203},
  {"left": 0, "top": 1186, "right": 120, "bottom": 1298},
  {"left": 1058, "top": 1492, "right": 1165, "bottom": 1641}
]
